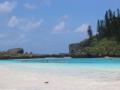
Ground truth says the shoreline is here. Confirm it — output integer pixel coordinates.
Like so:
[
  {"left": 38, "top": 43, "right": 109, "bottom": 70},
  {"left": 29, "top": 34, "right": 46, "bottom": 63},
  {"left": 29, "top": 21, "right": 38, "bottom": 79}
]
[
  {"left": 0, "top": 54, "right": 120, "bottom": 60},
  {"left": 0, "top": 48, "right": 120, "bottom": 60}
]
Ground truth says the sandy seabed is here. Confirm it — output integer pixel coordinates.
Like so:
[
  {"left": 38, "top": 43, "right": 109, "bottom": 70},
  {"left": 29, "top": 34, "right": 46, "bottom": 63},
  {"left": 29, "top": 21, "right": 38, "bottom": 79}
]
[{"left": 0, "top": 64, "right": 120, "bottom": 90}]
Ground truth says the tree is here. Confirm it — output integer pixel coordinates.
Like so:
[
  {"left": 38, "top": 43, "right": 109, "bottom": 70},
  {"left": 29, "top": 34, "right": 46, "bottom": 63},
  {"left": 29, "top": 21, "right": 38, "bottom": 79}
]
[
  {"left": 105, "top": 11, "right": 109, "bottom": 22},
  {"left": 97, "top": 20, "right": 101, "bottom": 39},
  {"left": 96, "top": 9, "right": 120, "bottom": 40},
  {"left": 87, "top": 25, "right": 93, "bottom": 39},
  {"left": 104, "top": 11, "right": 110, "bottom": 37},
  {"left": 117, "top": 9, "right": 120, "bottom": 17},
  {"left": 97, "top": 20, "right": 100, "bottom": 34},
  {"left": 100, "top": 20, "right": 104, "bottom": 36},
  {"left": 108, "top": 9, "right": 113, "bottom": 20}
]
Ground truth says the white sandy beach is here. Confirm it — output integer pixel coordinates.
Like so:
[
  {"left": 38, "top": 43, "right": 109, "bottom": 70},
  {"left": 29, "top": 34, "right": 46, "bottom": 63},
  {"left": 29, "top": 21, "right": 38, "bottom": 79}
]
[{"left": 0, "top": 64, "right": 120, "bottom": 90}]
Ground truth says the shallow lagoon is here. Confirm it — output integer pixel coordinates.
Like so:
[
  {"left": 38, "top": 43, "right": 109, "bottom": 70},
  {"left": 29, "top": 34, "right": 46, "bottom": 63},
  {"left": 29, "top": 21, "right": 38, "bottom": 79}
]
[
  {"left": 0, "top": 58, "right": 120, "bottom": 78},
  {"left": 0, "top": 58, "right": 120, "bottom": 90}
]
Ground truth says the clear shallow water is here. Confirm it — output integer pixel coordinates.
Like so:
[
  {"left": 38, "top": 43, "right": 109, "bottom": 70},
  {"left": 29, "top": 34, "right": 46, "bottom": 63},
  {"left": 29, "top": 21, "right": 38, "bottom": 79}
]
[
  {"left": 0, "top": 58, "right": 120, "bottom": 70},
  {"left": 0, "top": 58, "right": 120, "bottom": 79}
]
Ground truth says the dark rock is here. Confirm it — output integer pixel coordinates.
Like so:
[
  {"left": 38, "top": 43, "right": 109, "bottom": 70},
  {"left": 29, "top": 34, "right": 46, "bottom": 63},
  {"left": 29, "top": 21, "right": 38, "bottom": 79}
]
[
  {"left": 69, "top": 43, "right": 81, "bottom": 54},
  {"left": 7, "top": 48, "right": 24, "bottom": 54},
  {"left": 44, "top": 81, "right": 49, "bottom": 84}
]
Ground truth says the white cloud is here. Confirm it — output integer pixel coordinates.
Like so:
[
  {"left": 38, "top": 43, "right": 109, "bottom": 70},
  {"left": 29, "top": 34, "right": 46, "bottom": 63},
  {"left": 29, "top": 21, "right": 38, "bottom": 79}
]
[
  {"left": 7, "top": 16, "right": 18, "bottom": 28},
  {"left": 5, "top": 16, "right": 43, "bottom": 45},
  {"left": 59, "top": 15, "right": 69, "bottom": 21},
  {"left": 53, "top": 21, "right": 65, "bottom": 33},
  {"left": 7, "top": 16, "right": 43, "bottom": 31},
  {"left": 74, "top": 24, "right": 89, "bottom": 33},
  {"left": 52, "top": 15, "right": 69, "bottom": 33},
  {"left": 24, "top": 3, "right": 36, "bottom": 11},
  {"left": 0, "top": 1, "right": 16, "bottom": 13}
]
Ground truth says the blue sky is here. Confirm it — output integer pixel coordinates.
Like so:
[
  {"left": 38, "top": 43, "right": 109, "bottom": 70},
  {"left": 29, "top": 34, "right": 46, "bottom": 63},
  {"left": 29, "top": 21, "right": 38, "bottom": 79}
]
[{"left": 0, "top": 0, "right": 120, "bottom": 54}]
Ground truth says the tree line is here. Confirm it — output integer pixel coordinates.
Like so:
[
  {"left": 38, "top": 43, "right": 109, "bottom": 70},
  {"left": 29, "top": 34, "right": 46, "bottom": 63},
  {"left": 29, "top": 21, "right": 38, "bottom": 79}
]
[{"left": 97, "top": 9, "right": 120, "bottom": 41}]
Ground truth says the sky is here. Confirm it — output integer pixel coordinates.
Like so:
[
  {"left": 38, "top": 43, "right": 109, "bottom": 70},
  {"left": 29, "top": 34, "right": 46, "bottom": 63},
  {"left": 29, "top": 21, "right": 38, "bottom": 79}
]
[{"left": 0, "top": 0, "right": 120, "bottom": 54}]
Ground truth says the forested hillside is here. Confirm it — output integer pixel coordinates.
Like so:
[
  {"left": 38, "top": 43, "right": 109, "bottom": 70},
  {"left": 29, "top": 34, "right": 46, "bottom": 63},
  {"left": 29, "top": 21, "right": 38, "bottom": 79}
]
[{"left": 69, "top": 9, "right": 120, "bottom": 56}]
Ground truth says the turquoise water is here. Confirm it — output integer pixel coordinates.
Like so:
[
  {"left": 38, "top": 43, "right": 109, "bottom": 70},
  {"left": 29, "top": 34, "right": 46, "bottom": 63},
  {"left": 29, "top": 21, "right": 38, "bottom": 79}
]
[
  {"left": 0, "top": 58, "right": 120, "bottom": 78},
  {"left": 0, "top": 58, "right": 120, "bottom": 70}
]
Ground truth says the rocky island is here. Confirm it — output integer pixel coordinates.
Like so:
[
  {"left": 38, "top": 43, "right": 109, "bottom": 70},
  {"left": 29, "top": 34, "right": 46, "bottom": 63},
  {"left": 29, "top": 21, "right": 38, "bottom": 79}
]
[
  {"left": 0, "top": 48, "right": 69, "bottom": 59},
  {"left": 69, "top": 9, "right": 120, "bottom": 58}
]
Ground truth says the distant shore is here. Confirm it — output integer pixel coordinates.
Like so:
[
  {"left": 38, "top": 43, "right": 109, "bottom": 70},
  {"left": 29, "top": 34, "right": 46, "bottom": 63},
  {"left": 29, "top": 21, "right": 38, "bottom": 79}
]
[
  {"left": 0, "top": 53, "right": 70, "bottom": 60},
  {"left": 0, "top": 53, "right": 120, "bottom": 60}
]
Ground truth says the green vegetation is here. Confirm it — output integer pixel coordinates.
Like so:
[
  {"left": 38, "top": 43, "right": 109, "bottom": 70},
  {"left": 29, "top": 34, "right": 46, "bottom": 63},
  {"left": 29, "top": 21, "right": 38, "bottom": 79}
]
[
  {"left": 79, "top": 37, "right": 120, "bottom": 55},
  {"left": 87, "top": 26, "right": 93, "bottom": 39},
  {"left": 97, "top": 9, "right": 120, "bottom": 40},
  {"left": 79, "top": 9, "right": 120, "bottom": 56},
  {"left": 0, "top": 53, "right": 35, "bottom": 59}
]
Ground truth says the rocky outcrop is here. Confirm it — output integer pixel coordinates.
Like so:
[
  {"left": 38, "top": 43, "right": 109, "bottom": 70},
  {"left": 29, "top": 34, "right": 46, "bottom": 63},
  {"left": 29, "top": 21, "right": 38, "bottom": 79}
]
[
  {"left": 7, "top": 48, "right": 24, "bottom": 54},
  {"left": 69, "top": 39, "right": 93, "bottom": 55},
  {"left": 69, "top": 43, "right": 82, "bottom": 54}
]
